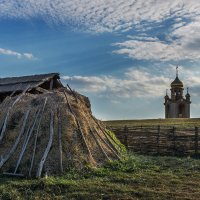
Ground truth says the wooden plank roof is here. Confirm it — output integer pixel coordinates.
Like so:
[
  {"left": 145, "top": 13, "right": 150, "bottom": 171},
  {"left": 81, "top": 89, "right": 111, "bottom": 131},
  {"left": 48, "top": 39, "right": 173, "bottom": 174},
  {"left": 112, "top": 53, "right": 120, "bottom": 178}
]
[{"left": 0, "top": 73, "right": 61, "bottom": 93}]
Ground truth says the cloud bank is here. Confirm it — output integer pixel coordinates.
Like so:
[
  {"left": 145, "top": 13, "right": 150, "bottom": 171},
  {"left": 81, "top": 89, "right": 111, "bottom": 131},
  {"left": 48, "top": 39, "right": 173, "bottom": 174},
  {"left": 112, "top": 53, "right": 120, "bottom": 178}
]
[
  {"left": 0, "top": 1, "right": 199, "bottom": 62},
  {"left": 62, "top": 66, "right": 200, "bottom": 99},
  {"left": 0, "top": 0, "right": 199, "bottom": 33},
  {"left": 62, "top": 68, "right": 170, "bottom": 98}
]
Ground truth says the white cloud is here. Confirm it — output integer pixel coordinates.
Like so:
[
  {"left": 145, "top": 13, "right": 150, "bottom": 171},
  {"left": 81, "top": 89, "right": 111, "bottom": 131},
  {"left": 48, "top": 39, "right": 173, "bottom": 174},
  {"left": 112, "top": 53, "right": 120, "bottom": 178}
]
[
  {"left": 0, "top": 1, "right": 199, "bottom": 62},
  {"left": 0, "top": 48, "right": 34, "bottom": 59},
  {"left": 113, "top": 35, "right": 200, "bottom": 61},
  {"left": 0, "top": 1, "right": 199, "bottom": 33},
  {"left": 113, "top": 11, "right": 200, "bottom": 62},
  {"left": 62, "top": 68, "right": 170, "bottom": 98},
  {"left": 23, "top": 53, "right": 34, "bottom": 59},
  {"left": 62, "top": 65, "right": 200, "bottom": 99}
]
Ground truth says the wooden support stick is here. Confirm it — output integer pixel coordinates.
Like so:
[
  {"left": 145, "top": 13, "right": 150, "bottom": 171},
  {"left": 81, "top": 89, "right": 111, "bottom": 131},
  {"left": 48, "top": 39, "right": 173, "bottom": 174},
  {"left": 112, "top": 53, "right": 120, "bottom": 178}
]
[
  {"left": 94, "top": 128, "right": 120, "bottom": 160},
  {"left": 63, "top": 90, "right": 93, "bottom": 160},
  {"left": 0, "top": 85, "right": 31, "bottom": 142},
  {"left": 0, "top": 110, "right": 30, "bottom": 169},
  {"left": 11, "top": 84, "right": 30, "bottom": 107},
  {"left": 35, "top": 87, "right": 49, "bottom": 94},
  {"left": 36, "top": 111, "right": 54, "bottom": 178},
  {"left": 0, "top": 109, "right": 11, "bottom": 142},
  {"left": 157, "top": 125, "right": 160, "bottom": 154},
  {"left": 67, "top": 84, "right": 78, "bottom": 103},
  {"left": 195, "top": 127, "right": 199, "bottom": 155},
  {"left": 92, "top": 117, "right": 121, "bottom": 158},
  {"left": 3, "top": 172, "right": 24, "bottom": 177},
  {"left": 14, "top": 109, "right": 40, "bottom": 174},
  {"left": 172, "top": 127, "right": 176, "bottom": 151},
  {"left": 29, "top": 98, "right": 48, "bottom": 177},
  {"left": 84, "top": 114, "right": 110, "bottom": 160},
  {"left": 10, "top": 83, "right": 23, "bottom": 98},
  {"left": 124, "top": 126, "right": 128, "bottom": 148},
  {"left": 57, "top": 107, "right": 63, "bottom": 173},
  {"left": 92, "top": 116, "right": 121, "bottom": 149},
  {"left": 50, "top": 79, "right": 54, "bottom": 90},
  {"left": 90, "top": 124, "right": 110, "bottom": 161}
]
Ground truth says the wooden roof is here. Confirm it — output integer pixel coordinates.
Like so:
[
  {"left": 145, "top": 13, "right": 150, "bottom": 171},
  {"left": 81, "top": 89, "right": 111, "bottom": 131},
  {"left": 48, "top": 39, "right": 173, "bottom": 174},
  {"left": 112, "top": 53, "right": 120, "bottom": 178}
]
[{"left": 0, "top": 73, "right": 62, "bottom": 94}]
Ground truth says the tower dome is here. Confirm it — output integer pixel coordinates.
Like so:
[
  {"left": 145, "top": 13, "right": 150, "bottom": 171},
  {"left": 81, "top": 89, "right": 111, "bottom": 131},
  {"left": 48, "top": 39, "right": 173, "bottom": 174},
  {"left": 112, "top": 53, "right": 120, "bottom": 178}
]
[
  {"left": 170, "top": 66, "right": 183, "bottom": 88},
  {"left": 170, "top": 76, "right": 183, "bottom": 88}
]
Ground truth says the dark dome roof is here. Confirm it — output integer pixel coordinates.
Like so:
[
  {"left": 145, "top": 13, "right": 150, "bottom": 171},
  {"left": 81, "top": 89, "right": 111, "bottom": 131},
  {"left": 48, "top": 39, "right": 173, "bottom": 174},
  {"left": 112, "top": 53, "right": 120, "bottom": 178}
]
[{"left": 171, "top": 76, "right": 183, "bottom": 87}]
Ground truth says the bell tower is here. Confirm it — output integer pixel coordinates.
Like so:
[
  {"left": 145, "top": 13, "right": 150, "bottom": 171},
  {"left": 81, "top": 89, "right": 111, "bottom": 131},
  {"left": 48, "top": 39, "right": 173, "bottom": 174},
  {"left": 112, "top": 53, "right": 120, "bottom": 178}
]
[{"left": 164, "top": 67, "right": 191, "bottom": 118}]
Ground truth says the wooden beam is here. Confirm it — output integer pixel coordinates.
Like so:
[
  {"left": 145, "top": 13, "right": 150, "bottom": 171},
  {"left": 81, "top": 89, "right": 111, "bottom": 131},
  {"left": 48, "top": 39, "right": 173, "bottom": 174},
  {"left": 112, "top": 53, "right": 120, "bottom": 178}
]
[
  {"left": 29, "top": 98, "right": 48, "bottom": 177},
  {"left": 0, "top": 110, "right": 30, "bottom": 169},
  {"left": 3, "top": 172, "right": 24, "bottom": 177},
  {"left": 0, "top": 109, "right": 10, "bottom": 142},
  {"left": 10, "top": 83, "right": 23, "bottom": 98},
  {"left": 67, "top": 84, "right": 78, "bottom": 103},
  {"left": 50, "top": 79, "right": 54, "bottom": 90},
  {"left": 36, "top": 111, "right": 54, "bottom": 178},
  {"left": 63, "top": 90, "right": 94, "bottom": 161},
  {"left": 88, "top": 121, "right": 110, "bottom": 161},
  {"left": 35, "top": 87, "right": 49, "bottom": 94},
  {"left": 57, "top": 107, "right": 63, "bottom": 173},
  {"left": 14, "top": 109, "right": 40, "bottom": 174},
  {"left": 80, "top": 107, "right": 110, "bottom": 161},
  {"left": 12, "top": 84, "right": 30, "bottom": 107},
  {"left": 0, "top": 85, "right": 31, "bottom": 142},
  {"left": 91, "top": 117, "right": 121, "bottom": 159}
]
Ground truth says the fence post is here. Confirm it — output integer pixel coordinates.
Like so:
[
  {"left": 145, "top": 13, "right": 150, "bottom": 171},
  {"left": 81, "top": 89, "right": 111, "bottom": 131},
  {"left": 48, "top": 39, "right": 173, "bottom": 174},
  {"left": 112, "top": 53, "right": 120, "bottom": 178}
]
[
  {"left": 195, "top": 127, "right": 199, "bottom": 155},
  {"left": 172, "top": 126, "right": 176, "bottom": 154},
  {"left": 157, "top": 125, "right": 160, "bottom": 155},
  {"left": 124, "top": 125, "right": 128, "bottom": 150}
]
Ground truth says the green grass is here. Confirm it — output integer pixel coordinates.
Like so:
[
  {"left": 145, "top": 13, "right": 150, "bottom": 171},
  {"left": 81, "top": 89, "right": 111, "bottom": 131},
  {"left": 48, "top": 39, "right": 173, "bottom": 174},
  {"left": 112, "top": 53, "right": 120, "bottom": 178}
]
[
  {"left": 104, "top": 118, "right": 200, "bottom": 128},
  {"left": 1, "top": 154, "right": 200, "bottom": 200}
]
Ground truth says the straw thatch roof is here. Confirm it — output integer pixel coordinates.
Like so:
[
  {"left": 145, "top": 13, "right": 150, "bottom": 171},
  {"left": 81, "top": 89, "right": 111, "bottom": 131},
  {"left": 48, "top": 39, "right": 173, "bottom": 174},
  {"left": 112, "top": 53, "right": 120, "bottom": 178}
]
[
  {"left": 0, "top": 74, "right": 124, "bottom": 178},
  {"left": 0, "top": 73, "right": 63, "bottom": 99}
]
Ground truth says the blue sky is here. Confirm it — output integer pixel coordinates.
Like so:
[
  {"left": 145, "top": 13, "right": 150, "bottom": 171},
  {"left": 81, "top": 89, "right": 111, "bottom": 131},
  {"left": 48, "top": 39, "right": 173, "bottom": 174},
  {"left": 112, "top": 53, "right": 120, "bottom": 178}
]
[{"left": 0, "top": 1, "right": 200, "bottom": 120}]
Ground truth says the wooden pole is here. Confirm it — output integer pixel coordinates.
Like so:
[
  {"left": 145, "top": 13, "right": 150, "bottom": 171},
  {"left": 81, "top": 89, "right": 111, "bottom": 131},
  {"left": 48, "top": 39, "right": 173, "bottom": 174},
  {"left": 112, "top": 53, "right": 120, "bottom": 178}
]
[
  {"left": 84, "top": 114, "right": 110, "bottom": 161},
  {"left": 0, "top": 110, "right": 30, "bottom": 169},
  {"left": 36, "top": 111, "right": 54, "bottom": 178},
  {"left": 0, "top": 85, "right": 30, "bottom": 142},
  {"left": 29, "top": 98, "right": 48, "bottom": 177},
  {"left": 172, "top": 127, "right": 176, "bottom": 154},
  {"left": 57, "top": 107, "right": 63, "bottom": 173},
  {"left": 67, "top": 84, "right": 78, "bottom": 103},
  {"left": 0, "top": 109, "right": 11, "bottom": 142},
  {"left": 124, "top": 126, "right": 128, "bottom": 148},
  {"left": 157, "top": 125, "right": 160, "bottom": 154},
  {"left": 50, "top": 79, "right": 54, "bottom": 90},
  {"left": 91, "top": 116, "right": 121, "bottom": 155},
  {"left": 195, "top": 127, "right": 199, "bottom": 155},
  {"left": 14, "top": 109, "right": 40, "bottom": 174},
  {"left": 63, "top": 90, "right": 94, "bottom": 161}
]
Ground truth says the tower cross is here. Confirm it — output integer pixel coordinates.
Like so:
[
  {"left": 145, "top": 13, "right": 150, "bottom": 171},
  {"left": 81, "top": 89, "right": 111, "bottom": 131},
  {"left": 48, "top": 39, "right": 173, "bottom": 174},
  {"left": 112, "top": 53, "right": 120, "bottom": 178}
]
[{"left": 176, "top": 66, "right": 179, "bottom": 77}]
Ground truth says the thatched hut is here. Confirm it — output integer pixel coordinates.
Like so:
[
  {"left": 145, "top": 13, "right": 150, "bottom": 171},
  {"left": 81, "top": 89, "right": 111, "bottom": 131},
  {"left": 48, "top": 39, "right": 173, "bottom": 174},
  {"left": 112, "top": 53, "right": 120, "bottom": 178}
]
[{"left": 0, "top": 73, "right": 123, "bottom": 178}]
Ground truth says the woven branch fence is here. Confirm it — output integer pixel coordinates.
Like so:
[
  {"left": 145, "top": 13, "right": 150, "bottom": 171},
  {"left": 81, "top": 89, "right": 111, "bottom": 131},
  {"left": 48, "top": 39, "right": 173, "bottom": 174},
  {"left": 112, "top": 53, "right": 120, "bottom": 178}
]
[{"left": 109, "top": 125, "right": 200, "bottom": 156}]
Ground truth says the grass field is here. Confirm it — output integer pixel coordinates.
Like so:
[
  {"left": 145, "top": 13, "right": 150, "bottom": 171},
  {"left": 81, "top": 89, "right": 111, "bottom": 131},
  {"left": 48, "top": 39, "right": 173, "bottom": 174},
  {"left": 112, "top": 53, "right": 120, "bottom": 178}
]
[
  {"left": 1, "top": 154, "right": 200, "bottom": 200},
  {"left": 104, "top": 118, "right": 200, "bottom": 128}
]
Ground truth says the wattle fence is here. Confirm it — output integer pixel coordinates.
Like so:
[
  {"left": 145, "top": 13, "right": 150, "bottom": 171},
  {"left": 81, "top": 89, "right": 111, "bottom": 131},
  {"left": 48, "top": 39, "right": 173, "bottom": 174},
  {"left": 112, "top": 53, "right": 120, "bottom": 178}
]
[{"left": 109, "top": 125, "right": 200, "bottom": 156}]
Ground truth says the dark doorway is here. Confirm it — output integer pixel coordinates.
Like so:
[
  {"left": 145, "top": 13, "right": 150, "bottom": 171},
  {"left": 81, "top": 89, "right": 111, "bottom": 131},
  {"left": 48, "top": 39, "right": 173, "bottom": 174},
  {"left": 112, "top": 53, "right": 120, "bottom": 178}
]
[{"left": 178, "top": 104, "right": 185, "bottom": 118}]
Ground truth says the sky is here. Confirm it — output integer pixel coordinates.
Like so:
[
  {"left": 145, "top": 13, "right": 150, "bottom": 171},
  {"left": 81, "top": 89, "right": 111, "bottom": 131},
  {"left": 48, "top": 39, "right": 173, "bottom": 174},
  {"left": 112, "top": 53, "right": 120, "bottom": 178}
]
[{"left": 0, "top": 0, "right": 200, "bottom": 120}]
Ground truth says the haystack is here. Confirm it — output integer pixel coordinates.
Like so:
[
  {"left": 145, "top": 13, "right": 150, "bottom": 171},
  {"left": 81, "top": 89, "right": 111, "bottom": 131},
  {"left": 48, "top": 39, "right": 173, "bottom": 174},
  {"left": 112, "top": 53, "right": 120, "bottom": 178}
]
[{"left": 0, "top": 74, "right": 122, "bottom": 178}]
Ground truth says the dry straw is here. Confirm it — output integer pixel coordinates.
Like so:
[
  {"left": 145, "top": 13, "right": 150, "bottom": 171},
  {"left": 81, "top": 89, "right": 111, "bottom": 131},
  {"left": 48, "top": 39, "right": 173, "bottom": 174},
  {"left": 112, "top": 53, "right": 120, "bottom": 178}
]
[{"left": 0, "top": 88, "right": 122, "bottom": 178}]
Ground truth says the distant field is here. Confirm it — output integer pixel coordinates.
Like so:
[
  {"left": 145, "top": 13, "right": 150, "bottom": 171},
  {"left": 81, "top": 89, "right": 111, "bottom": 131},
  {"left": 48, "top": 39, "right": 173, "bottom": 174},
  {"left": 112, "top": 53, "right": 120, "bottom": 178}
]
[{"left": 104, "top": 118, "right": 200, "bottom": 128}]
